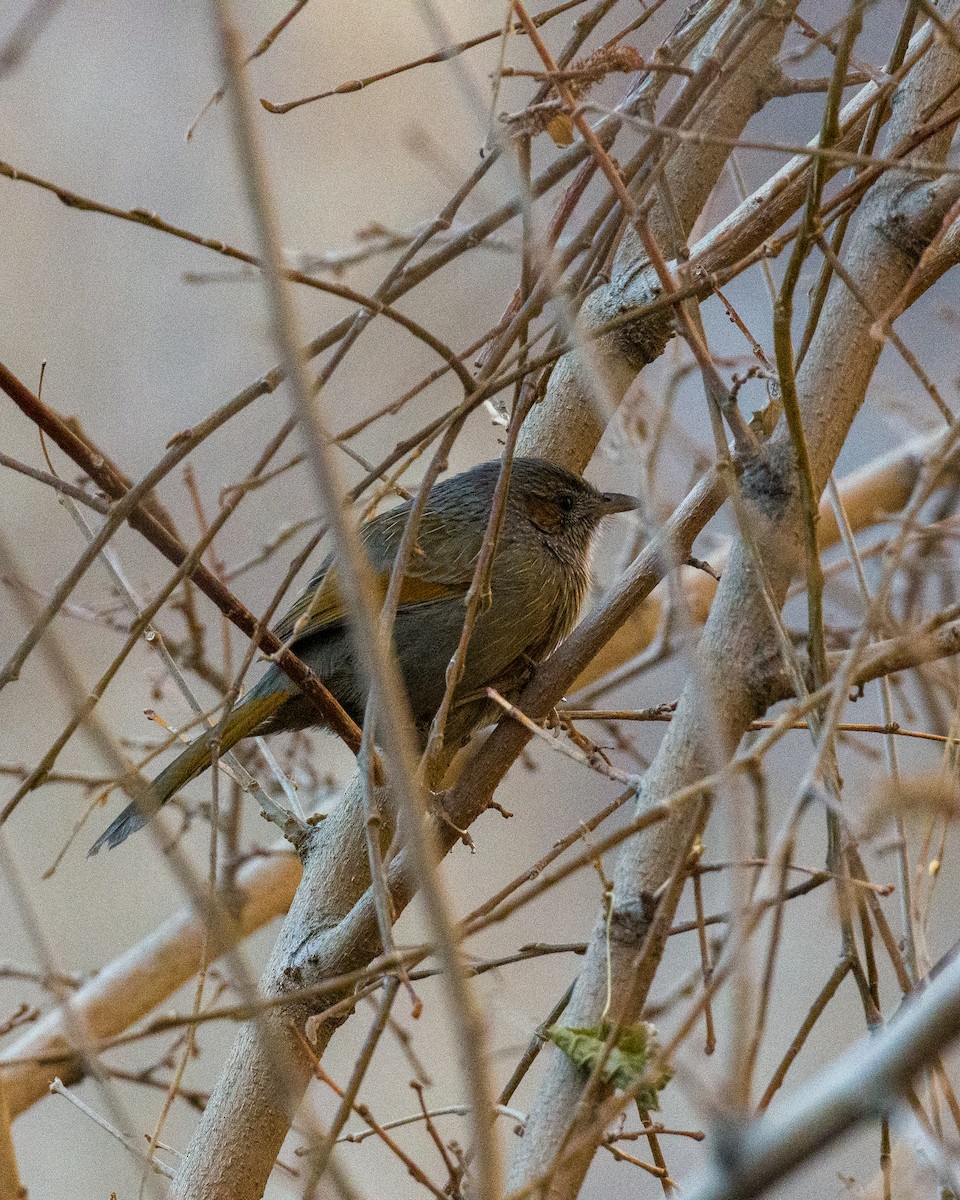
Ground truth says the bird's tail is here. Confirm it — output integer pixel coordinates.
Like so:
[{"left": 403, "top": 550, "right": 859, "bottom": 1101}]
[{"left": 88, "top": 690, "right": 286, "bottom": 855}]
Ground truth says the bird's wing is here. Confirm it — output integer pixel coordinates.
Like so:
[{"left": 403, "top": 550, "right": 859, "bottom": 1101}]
[
  {"left": 271, "top": 508, "right": 473, "bottom": 647},
  {"left": 271, "top": 557, "right": 341, "bottom": 645}
]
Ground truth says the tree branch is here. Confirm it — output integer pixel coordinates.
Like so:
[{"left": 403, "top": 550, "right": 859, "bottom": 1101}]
[
  {"left": 683, "top": 947, "right": 960, "bottom": 1200},
  {"left": 507, "top": 4, "right": 960, "bottom": 1195}
]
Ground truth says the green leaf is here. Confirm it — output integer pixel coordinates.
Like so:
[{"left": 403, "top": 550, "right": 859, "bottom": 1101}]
[{"left": 545, "top": 1022, "right": 671, "bottom": 1109}]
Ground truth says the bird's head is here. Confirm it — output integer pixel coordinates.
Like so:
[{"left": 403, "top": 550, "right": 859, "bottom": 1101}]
[{"left": 510, "top": 458, "right": 641, "bottom": 559}]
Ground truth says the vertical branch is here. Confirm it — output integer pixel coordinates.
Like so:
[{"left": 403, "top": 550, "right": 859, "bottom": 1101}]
[
  {"left": 773, "top": 0, "right": 863, "bottom": 695},
  {"left": 506, "top": 3, "right": 960, "bottom": 1196},
  {"left": 0, "top": 1077, "right": 24, "bottom": 1200}
]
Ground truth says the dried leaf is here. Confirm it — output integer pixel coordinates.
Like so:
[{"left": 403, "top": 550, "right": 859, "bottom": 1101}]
[
  {"left": 545, "top": 112, "right": 575, "bottom": 146},
  {"left": 500, "top": 99, "right": 568, "bottom": 141},
  {"left": 565, "top": 45, "right": 645, "bottom": 99},
  {"left": 545, "top": 1021, "right": 671, "bottom": 1107}
]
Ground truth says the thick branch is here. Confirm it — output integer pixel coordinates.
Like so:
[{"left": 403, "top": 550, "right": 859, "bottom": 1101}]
[
  {"left": 0, "top": 850, "right": 301, "bottom": 1117},
  {"left": 683, "top": 947, "right": 960, "bottom": 1200},
  {"left": 508, "top": 6, "right": 960, "bottom": 1196},
  {"left": 0, "top": 1078, "right": 24, "bottom": 1200}
]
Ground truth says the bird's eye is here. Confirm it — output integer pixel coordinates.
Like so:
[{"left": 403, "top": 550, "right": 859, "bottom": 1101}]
[{"left": 559, "top": 494, "right": 575, "bottom": 513}]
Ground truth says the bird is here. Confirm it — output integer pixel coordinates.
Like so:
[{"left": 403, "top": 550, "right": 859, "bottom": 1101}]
[{"left": 89, "top": 458, "right": 640, "bottom": 853}]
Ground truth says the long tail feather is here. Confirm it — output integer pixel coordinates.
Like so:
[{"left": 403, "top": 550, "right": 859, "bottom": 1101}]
[{"left": 88, "top": 691, "right": 286, "bottom": 855}]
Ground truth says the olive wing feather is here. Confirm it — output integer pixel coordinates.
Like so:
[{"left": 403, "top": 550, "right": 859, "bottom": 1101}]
[{"left": 270, "top": 505, "right": 479, "bottom": 648}]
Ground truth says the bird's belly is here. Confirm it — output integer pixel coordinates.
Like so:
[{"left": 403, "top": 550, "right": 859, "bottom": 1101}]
[{"left": 391, "top": 599, "right": 480, "bottom": 722}]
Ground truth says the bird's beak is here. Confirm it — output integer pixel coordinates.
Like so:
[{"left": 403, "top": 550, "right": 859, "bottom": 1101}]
[{"left": 597, "top": 491, "right": 642, "bottom": 516}]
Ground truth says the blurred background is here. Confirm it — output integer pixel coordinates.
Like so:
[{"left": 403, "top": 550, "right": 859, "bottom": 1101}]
[{"left": 1, "top": 1, "right": 959, "bottom": 1196}]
